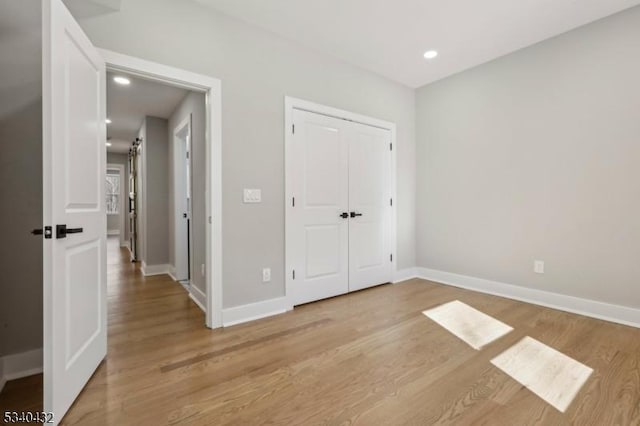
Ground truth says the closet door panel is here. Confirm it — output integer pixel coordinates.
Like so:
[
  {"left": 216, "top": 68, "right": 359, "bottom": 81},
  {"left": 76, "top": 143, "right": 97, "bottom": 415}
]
[
  {"left": 348, "top": 123, "right": 393, "bottom": 291},
  {"left": 291, "top": 109, "right": 350, "bottom": 305}
]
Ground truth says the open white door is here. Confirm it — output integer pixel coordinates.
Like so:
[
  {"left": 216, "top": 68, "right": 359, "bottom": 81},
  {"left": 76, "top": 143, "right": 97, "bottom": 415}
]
[{"left": 43, "top": 0, "right": 107, "bottom": 424}]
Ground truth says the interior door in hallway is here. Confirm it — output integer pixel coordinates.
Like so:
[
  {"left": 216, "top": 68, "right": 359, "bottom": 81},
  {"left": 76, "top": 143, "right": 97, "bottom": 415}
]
[
  {"left": 43, "top": 0, "right": 107, "bottom": 424},
  {"left": 291, "top": 109, "right": 350, "bottom": 305}
]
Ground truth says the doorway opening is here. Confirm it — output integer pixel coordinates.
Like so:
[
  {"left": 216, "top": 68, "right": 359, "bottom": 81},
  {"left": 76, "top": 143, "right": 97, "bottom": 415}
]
[
  {"left": 100, "top": 50, "right": 223, "bottom": 330},
  {"left": 105, "top": 68, "right": 206, "bottom": 312}
]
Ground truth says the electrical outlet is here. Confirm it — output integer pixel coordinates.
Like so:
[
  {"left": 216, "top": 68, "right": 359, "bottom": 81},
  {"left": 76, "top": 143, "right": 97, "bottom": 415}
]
[
  {"left": 534, "top": 260, "right": 545, "bottom": 274},
  {"left": 201, "top": 264, "right": 205, "bottom": 277},
  {"left": 262, "top": 268, "right": 271, "bottom": 283}
]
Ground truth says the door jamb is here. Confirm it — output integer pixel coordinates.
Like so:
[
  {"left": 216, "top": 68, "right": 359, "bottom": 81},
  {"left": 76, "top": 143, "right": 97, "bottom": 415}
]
[
  {"left": 283, "top": 96, "right": 397, "bottom": 311},
  {"left": 100, "top": 49, "right": 223, "bottom": 328}
]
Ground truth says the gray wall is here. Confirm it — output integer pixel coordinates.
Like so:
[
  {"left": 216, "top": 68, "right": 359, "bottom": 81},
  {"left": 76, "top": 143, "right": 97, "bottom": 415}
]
[
  {"left": 416, "top": 6, "right": 640, "bottom": 309},
  {"left": 73, "top": 0, "right": 416, "bottom": 309},
  {"left": 141, "top": 116, "right": 170, "bottom": 266},
  {"left": 0, "top": 0, "right": 42, "bottom": 357},
  {"left": 107, "top": 153, "right": 129, "bottom": 240},
  {"left": 168, "top": 92, "right": 207, "bottom": 295}
]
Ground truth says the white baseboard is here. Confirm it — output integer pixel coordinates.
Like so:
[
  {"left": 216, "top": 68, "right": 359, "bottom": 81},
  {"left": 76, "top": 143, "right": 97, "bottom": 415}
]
[
  {"left": 0, "top": 348, "right": 43, "bottom": 393},
  {"left": 107, "top": 229, "right": 120, "bottom": 236},
  {"left": 414, "top": 267, "right": 640, "bottom": 329},
  {"left": 141, "top": 262, "right": 172, "bottom": 276},
  {"left": 393, "top": 267, "right": 419, "bottom": 283},
  {"left": 189, "top": 285, "right": 207, "bottom": 313},
  {"left": 222, "top": 297, "right": 290, "bottom": 327}
]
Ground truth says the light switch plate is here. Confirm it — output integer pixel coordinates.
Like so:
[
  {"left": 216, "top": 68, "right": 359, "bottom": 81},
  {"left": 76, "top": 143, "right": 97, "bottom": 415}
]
[
  {"left": 243, "top": 188, "right": 262, "bottom": 203},
  {"left": 534, "top": 260, "right": 545, "bottom": 274}
]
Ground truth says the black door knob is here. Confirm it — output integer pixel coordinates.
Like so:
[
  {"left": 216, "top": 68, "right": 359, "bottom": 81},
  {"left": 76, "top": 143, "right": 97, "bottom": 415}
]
[
  {"left": 339, "top": 212, "right": 349, "bottom": 219},
  {"left": 350, "top": 212, "right": 363, "bottom": 218}
]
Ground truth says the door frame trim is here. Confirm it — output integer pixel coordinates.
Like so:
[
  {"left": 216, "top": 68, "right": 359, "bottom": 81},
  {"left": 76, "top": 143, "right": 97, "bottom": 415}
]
[
  {"left": 100, "top": 49, "right": 223, "bottom": 328},
  {"left": 284, "top": 96, "right": 397, "bottom": 310}
]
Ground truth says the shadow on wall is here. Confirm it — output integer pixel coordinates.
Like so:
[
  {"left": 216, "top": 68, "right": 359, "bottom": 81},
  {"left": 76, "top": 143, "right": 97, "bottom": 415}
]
[{"left": 0, "top": 98, "right": 43, "bottom": 359}]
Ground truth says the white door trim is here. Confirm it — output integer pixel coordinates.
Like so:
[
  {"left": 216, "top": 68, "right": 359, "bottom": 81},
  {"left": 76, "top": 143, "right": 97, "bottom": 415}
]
[
  {"left": 284, "top": 96, "right": 397, "bottom": 310},
  {"left": 106, "top": 163, "right": 126, "bottom": 247},
  {"left": 100, "top": 49, "right": 223, "bottom": 328}
]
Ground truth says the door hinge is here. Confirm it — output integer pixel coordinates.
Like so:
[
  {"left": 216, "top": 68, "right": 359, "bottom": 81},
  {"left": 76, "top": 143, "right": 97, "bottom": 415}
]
[
  {"left": 390, "top": 142, "right": 393, "bottom": 151},
  {"left": 292, "top": 197, "right": 295, "bottom": 207},
  {"left": 186, "top": 152, "right": 190, "bottom": 159},
  {"left": 292, "top": 269, "right": 296, "bottom": 280},
  {"left": 292, "top": 124, "right": 295, "bottom": 134},
  {"left": 390, "top": 254, "right": 393, "bottom": 262},
  {"left": 390, "top": 198, "right": 393, "bottom": 206}
]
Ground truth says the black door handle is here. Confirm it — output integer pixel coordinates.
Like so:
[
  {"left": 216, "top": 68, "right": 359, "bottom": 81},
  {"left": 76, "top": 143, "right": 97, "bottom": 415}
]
[
  {"left": 339, "top": 212, "right": 349, "bottom": 219},
  {"left": 32, "top": 229, "right": 43, "bottom": 235},
  {"left": 350, "top": 212, "right": 363, "bottom": 218},
  {"left": 56, "top": 224, "right": 84, "bottom": 239}
]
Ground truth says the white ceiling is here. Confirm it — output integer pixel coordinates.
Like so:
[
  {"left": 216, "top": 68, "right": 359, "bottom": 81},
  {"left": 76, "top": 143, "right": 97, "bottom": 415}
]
[
  {"left": 195, "top": 0, "right": 640, "bottom": 88},
  {"left": 107, "top": 72, "right": 189, "bottom": 153}
]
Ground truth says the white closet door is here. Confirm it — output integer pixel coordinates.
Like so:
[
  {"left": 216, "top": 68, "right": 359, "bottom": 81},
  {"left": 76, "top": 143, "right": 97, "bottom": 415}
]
[
  {"left": 348, "top": 122, "right": 393, "bottom": 291},
  {"left": 291, "top": 109, "right": 350, "bottom": 305}
]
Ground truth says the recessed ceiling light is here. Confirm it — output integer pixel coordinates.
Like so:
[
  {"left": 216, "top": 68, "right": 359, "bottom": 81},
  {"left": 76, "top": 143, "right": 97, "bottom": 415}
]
[
  {"left": 106, "top": 118, "right": 112, "bottom": 124},
  {"left": 113, "top": 76, "right": 130, "bottom": 85},
  {"left": 423, "top": 50, "right": 438, "bottom": 60},
  {"left": 106, "top": 142, "right": 112, "bottom": 147}
]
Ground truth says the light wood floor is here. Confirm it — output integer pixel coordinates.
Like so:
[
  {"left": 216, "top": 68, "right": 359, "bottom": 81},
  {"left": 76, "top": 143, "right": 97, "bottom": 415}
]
[{"left": 3, "top": 238, "right": 640, "bottom": 425}]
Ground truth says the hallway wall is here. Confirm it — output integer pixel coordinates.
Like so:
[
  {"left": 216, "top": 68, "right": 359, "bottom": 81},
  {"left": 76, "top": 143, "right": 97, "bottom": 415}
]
[
  {"left": 140, "top": 116, "right": 170, "bottom": 268},
  {"left": 0, "top": 0, "right": 43, "bottom": 359}
]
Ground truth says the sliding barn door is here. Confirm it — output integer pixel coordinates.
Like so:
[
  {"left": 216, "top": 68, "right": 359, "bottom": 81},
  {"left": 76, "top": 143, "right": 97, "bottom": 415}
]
[
  {"left": 291, "top": 109, "right": 350, "bottom": 305},
  {"left": 348, "top": 122, "right": 393, "bottom": 291},
  {"left": 43, "top": 0, "right": 107, "bottom": 424}
]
